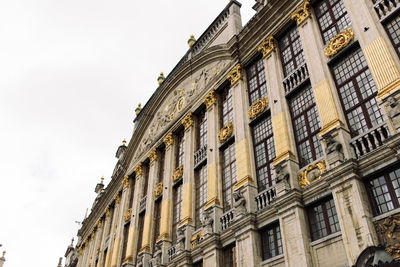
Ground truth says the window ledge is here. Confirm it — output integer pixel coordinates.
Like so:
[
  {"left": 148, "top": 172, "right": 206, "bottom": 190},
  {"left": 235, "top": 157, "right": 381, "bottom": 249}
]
[
  {"left": 310, "top": 231, "right": 342, "bottom": 246},
  {"left": 372, "top": 208, "right": 400, "bottom": 222},
  {"left": 260, "top": 253, "right": 284, "bottom": 265}
]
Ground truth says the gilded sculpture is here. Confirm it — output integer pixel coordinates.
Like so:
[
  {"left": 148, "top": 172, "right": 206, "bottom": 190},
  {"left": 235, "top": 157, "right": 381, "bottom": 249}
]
[
  {"left": 154, "top": 181, "right": 163, "bottom": 197},
  {"left": 257, "top": 35, "right": 276, "bottom": 58},
  {"left": 227, "top": 64, "right": 242, "bottom": 86},
  {"left": 96, "top": 219, "right": 102, "bottom": 229},
  {"left": 134, "top": 163, "right": 144, "bottom": 176},
  {"left": 163, "top": 132, "right": 174, "bottom": 149},
  {"left": 148, "top": 149, "right": 158, "bottom": 163},
  {"left": 376, "top": 214, "right": 400, "bottom": 259},
  {"left": 114, "top": 193, "right": 121, "bottom": 204},
  {"left": 298, "top": 160, "right": 326, "bottom": 188},
  {"left": 182, "top": 112, "right": 194, "bottom": 130},
  {"left": 248, "top": 97, "right": 269, "bottom": 120},
  {"left": 157, "top": 72, "right": 165, "bottom": 85},
  {"left": 173, "top": 165, "right": 184, "bottom": 182},
  {"left": 324, "top": 28, "right": 354, "bottom": 58},
  {"left": 124, "top": 208, "right": 132, "bottom": 222},
  {"left": 218, "top": 122, "right": 233, "bottom": 143},
  {"left": 122, "top": 176, "right": 130, "bottom": 189},
  {"left": 291, "top": 0, "right": 311, "bottom": 26},
  {"left": 203, "top": 89, "right": 216, "bottom": 110}
]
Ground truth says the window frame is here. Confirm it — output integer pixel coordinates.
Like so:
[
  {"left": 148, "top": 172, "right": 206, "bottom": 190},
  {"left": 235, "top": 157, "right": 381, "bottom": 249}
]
[
  {"left": 221, "top": 85, "right": 234, "bottom": 127},
  {"left": 245, "top": 56, "right": 268, "bottom": 105},
  {"left": 279, "top": 25, "right": 305, "bottom": 77},
  {"left": 195, "top": 164, "right": 208, "bottom": 229},
  {"left": 198, "top": 109, "right": 208, "bottom": 149},
  {"left": 221, "top": 142, "right": 237, "bottom": 212},
  {"left": 260, "top": 222, "right": 283, "bottom": 260},
  {"left": 152, "top": 199, "right": 162, "bottom": 251},
  {"left": 172, "top": 181, "right": 183, "bottom": 243}
]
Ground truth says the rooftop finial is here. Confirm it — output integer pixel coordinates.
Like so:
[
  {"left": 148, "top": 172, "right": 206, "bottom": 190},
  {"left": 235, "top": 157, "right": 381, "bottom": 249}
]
[
  {"left": 188, "top": 34, "right": 196, "bottom": 47},
  {"left": 101, "top": 176, "right": 104, "bottom": 184},
  {"left": 84, "top": 208, "right": 88, "bottom": 219},
  {"left": 1, "top": 251, "right": 5, "bottom": 258},
  {"left": 158, "top": 72, "right": 165, "bottom": 85},
  {"left": 71, "top": 237, "right": 74, "bottom": 246},
  {"left": 122, "top": 139, "right": 127, "bottom": 146},
  {"left": 135, "top": 103, "right": 142, "bottom": 116}
]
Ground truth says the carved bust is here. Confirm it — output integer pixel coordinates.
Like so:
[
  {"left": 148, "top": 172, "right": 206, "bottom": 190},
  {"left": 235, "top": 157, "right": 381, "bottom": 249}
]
[{"left": 233, "top": 191, "right": 247, "bottom": 219}]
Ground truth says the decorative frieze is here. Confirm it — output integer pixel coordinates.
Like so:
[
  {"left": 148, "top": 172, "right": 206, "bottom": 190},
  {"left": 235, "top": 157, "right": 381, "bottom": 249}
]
[
  {"left": 154, "top": 181, "right": 163, "bottom": 197},
  {"left": 203, "top": 89, "right": 216, "bottom": 110},
  {"left": 163, "top": 132, "right": 174, "bottom": 149},
  {"left": 298, "top": 160, "right": 326, "bottom": 188},
  {"left": 122, "top": 176, "right": 130, "bottom": 189},
  {"left": 134, "top": 163, "right": 144, "bottom": 177},
  {"left": 248, "top": 97, "right": 269, "bottom": 120},
  {"left": 173, "top": 165, "right": 184, "bottom": 182},
  {"left": 257, "top": 35, "right": 276, "bottom": 58},
  {"left": 218, "top": 122, "right": 233, "bottom": 143},
  {"left": 291, "top": 0, "right": 311, "bottom": 26},
  {"left": 324, "top": 28, "right": 354, "bottom": 58},
  {"left": 227, "top": 64, "right": 242, "bottom": 86},
  {"left": 182, "top": 112, "right": 194, "bottom": 130},
  {"left": 148, "top": 149, "right": 158, "bottom": 163}
]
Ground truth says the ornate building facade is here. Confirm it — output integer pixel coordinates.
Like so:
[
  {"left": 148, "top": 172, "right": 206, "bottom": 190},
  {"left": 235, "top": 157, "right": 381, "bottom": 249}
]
[{"left": 64, "top": 0, "right": 400, "bottom": 266}]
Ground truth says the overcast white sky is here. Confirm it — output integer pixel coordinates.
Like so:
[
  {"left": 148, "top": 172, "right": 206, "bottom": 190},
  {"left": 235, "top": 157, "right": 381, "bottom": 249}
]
[{"left": 0, "top": 1, "right": 254, "bottom": 266}]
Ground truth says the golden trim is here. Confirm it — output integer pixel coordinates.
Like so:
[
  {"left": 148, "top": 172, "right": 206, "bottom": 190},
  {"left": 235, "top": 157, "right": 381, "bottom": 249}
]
[
  {"left": 138, "top": 245, "right": 150, "bottom": 254},
  {"left": 105, "top": 207, "right": 111, "bottom": 217},
  {"left": 204, "top": 197, "right": 220, "bottom": 210},
  {"left": 148, "top": 149, "right": 158, "bottom": 163},
  {"left": 134, "top": 163, "right": 143, "bottom": 177},
  {"left": 156, "top": 233, "right": 170, "bottom": 243},
  {"left": 233, "top": 175, "right": 254, "bottom": 191},
  {"left": 97, "top": 219, "right": 102, "bottom": 229},
  {"left": 178, "top": 217, "right": 193, "bottom": 228},
  {"left": 248, "top": 97, "right": 269, "bottom": 120},
  {"left": 154, "top": 181, "right": 163, "bottom": 197},
  {"left": 124, "top": 208, "right": 132, "bottom": 222},
  {"left": 182, "top": 112, "right": 194, "bottom": 130},
  {"left": 272, "top": 151, "right": 296, "bottom": 166},
  {"left": 218, "top": 122, "right": 233, "bottom": 143},
  {"left": 257, "top": 35, "right": 275, "bottom": 58},
  {"left": 191, "top": 230, "right": 204, "bottom": 248},
  {"left": 114, "top": 193, "right": 121, "bottom": 204},
  {"left": 324, "top": 28, "right": 354, "bottom": 58},
  {"left": 163, "top": 132, "right": 174, "bottom": 149},
  {"left": 378, "top": 79, "right": 400, "bottom": 100},
  {"left": 227, "top": 64, "right": 242, "bottom": 86},
  {"left": 173, "top": 165, "right": 184, "bottom": 182},
  {"left": 298, "top": 160, "right": 327, "bottom": 188},
  {"left": 122, "top": 176, "right": 130, "bottom": 189},
  {"left": 319, "top": 119, "right": 343, "bottom": 136},
  {"left": 203, "top": 89, "right": 216, "bottom": 110},
  {"left": 291, "top": 0, "right": 311, "bottom": 26}
]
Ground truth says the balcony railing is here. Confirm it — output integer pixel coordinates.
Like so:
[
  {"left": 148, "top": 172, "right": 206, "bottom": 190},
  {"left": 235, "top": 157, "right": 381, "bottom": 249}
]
[
  {"left": 255, "top": 186, "right": 276, "bottom": 211},
  {"left": 372, "top": 0, "right": 400, "bottom": 21},
  {"left": 194, "top": 145, "right": 207, "bottom": 168},
  {"left": 168, "top": 246, "right": 176, "bottom": 262},
  {"left": 220, "top": 209, "right": 234, "bottom": 231},
  {"left": 283, "top": 63, "right": 309, "bottom": 95},
  {"left": 350, "top": 123, "right": 390, "bottom": 158},
  {"left": 139, "top": 196, "right": 147, "bottom": 213}
]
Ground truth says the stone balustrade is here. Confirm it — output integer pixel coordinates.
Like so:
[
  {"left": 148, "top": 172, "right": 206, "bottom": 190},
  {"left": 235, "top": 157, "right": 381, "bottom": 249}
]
[
  {"left": 255, "top": 186, "right": 276, "bottom": 211},
  {"left": 350, "top": 123, "right": 390, "bottom": 158},
  {"left": 220, "top": 209, "right": 234, "bottom": 231},
  {"left": 139, "top": 195, "right": 147, "bottom": 213},
  {"left": 194, "top": 145, "right": 207, "bottom": 168},
  {"left": 372, "top": 0, "right": 400, "bottom": 21},
  {"left": 283, "top": 63, "right": 309, "bottom": 95}
]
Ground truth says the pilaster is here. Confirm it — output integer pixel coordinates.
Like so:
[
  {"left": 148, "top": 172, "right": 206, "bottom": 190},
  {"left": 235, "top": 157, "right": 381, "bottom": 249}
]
[{"left": 111, "top": 189, "right": 126, "bottom": 267}]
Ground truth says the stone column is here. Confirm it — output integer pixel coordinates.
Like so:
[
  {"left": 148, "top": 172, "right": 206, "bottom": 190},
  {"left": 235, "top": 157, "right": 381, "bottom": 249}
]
[
  {"left": 110, "top": 189, "right": 125, "bottom": 267},
  {"left": 291, "top": 1, "right": 352, "bottom": 165},
  {"left": 91, "top": 219, "right": 103, "bottom": 267},
  {"left": 102, "top": 206, "right": 113, "bottom": 267},
  {"left": 96, "top": 216, "right": 108, "bottom": 267},
  {"left": 258, "top": 35, "right": 299, "bottom": 190}
]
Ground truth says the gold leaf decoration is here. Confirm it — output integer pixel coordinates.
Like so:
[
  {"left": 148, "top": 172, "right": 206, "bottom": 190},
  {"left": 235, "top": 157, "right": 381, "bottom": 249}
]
[
  {"left": 218, "top": 123, "right": 233, "bottom": 143},
  {"left": 248, "top": 97, "right": 269, "bottom": 120},
  {"left": 227, "top": 64, "right": 242, "bottom": 86},
  {"left": 173, "top": 165, "right": 184, "bottom": 182},
  {"left": 324, "top": 29, "right": 354, "bottom": 58},
  {"left": 257, "top": 35, "right": 275, "bottom": 58},
  {"left": 298, "top": 160, "right": 326, "bottom": 188},
  {"left": 291, "top": 0, "right": 311, "bottom": 26}
]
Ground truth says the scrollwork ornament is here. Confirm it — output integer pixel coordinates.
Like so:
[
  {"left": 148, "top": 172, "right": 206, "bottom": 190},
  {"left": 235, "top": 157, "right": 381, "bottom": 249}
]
[
  {"left": 173, "top": 165, "right": 184, "bottom": 182},
  {"left": 154, "top": 181, "right": 163, "bottom": 197},
  {"left": 324, "top": 28, "right": 354, "bottom": 58},
  {"left": 124, "top": 208, "right": 132, "bottom": 222},
  {"left": 248, "top": 97, "right": 269, "bottom": 120},
  {"left": 114, "top": 193, "right": 121, "bottom": 204},
  {"left": 105, "top": 207, "right": 111, "bottom": 217},
  {"left": 148, "top": 149, "right": 158, "bottom": 163},
  {"left": 257, "top": 35, "right": 276, "bottom": 58},
  {"left": 218, "top": 122, "right": 233, "bottom": 143},
  {"left": 378, "top": 215, "right": 400, "bottom": 259},
  {"left": 134, "top": 163, "right": 144, "bottom": 177},
  {"left": 203, "top": 89, "right": 216, "bottom": 110},
  {"left": 97, "top": 219, "right": 102, "bottom": 229},
  {"left": 291, "top": 0, "right": 311, "bottom": 26},
  {"left": 122, "top": 176, "right": 130, "bottom": 189},
  {"left": 182, "top": 112, "right": 194, "bottom": 130},
  {"left": 227, "top": 64, "right": 242, "bottom": 86},
  {"left": 298, "top": 160, "right": 326, "bottom": 188},
  {"left": 163, "top": 132, "right": 174, "bottom": 149}
]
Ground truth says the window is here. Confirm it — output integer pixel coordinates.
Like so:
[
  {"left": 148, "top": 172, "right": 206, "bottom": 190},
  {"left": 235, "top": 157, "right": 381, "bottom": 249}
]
[
  {"left": 222, "top": 244, "right": 236, "bottom": 267},
  {"left": 128, "top": 175, "right": 135, "bottom": 208},
  {"left": 383, "top": 12, "right": 400, "bottom": 59},
  {"left": 137, "top": 214, "right": 145, "bottom": 253},
  {"left": 142, "top": 164, "right": 149, "bottom": 198},
  {"left": 221, "top": 86, "right": 234, "bottom": 126},
  {"left": 222, "top": 143, "right": 237, "bottom": 211},
  {"left": 307, "top": 197, "right": 340, "bottom": 241},
  {"left": 331, "top": 46, "right": 383, "bottom": 137},
  {"left": 288, "top": 85, "right": 323, "bottom": 167},
  {"left": 198, "top": 109, "right": 207, "bottom": 149},
  {"left": 195, "top": 165, "right": 208, "bottom": 229},
  {"left": 177, "top": 130, "right": 185, "bottom": 167},
  {"left": 193, "top": 261, "right": 203, "bottom": 267},
  {"left": 102, "top": 248, "right": 107, "bottom": 267},
  {"left": 152, "top": 200, "right": 162, "bottom": 250},
  {"left": 314, "top": 0, "right": 351, "bottom": 44},
  {"left": 121, "top": 222, "right": 130, "bottom": 261},
  {"left": 158, "top": 148, "right": 165, "bottom": 183},
  {"left": 246, "top": 57, "right": 268, "bottom": 105},
  {"left": 279, "top": 25, "right": 306, "bottom": 77},
  {"left": 252, "top": 115, "right": 276, "bottom": 192},
  {"left": 172, "top": 182, "right": 183, "bottom": 243},
  {"left": 260, "top": 222, "right": 283, "bottom": 260},
  {"left": 365, "top": 166, "right": 400, "bottom": 215}
]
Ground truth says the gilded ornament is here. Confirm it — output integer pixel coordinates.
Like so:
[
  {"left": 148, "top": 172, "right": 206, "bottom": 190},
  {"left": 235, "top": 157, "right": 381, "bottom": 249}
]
[
  {"left": 248, "top": 97, "right": 269, "bottom": 120},
  {"left": 158, "top": 72, "right": 165, "bottom": 85},
  {"left": 257, "top": 35, "right": 276, "bottom": 58},
  {"left": 91, "top": 230, "right": 95, "bottom": 239},
  {"left": 105, "top": 207, "right": 111, "bottom": 217},
  {"left": 154, "top": 181, "right": 163, "bottom": 197},
  {"left": 122, "top": 176, "right": 130, "bottom": 189},
  {"left": 114, "top": 193, "right": 121, "bottom": 204},
  {"left": 84, "top": 239, "right": 88, "bottom": 247},
  {"left": 218, "top": 122, "right": 234, "bottom": 143},
  {"left": 203, "top": 89, "right": 216, "bottom": 110},
  {"left": 163, "top": 132, "right": 174, "bottom": 149},
  {"left": 124, "top": 208, "right": 132, "bottom": 222},
  {"left": 135, "top": 103, "right": 142, "bottom": 116},
  {"left": 188, "top": 34, "right": 196, "bottom": 47},
  {"left": 291, "top": 0, "right": 311, "bottom": 26},
  {"left": 182, "top": 112, "right": 194, "bottom": 130},
  {"left": 134, "top": 163, "right": 144, "bottom": 176},
  {"left": 148, "top": 149, "right": 158, "bottom": 163},
  {"left": 298, "top": 160, "right": 326, "bottom": 188},
  {"left": 227, "top": 64, "right": 242, "bottom": 86},
  {"left": 173, "top": 165, "right": 184, "bottom": 182},
  {"left": 78, "top": 247, "right": 83, "bottom": 255},
  {"left": 377, "top": 215, "right": 400, "bottom": 259},
  {"left": 191, "top": 231, "right": 204, "bottom": 248},
  {"left": 97, "top": 219, "right": 102, "bottom": 229},
  {"left": 324, "top": 28, "right": 354, "bottom": 58}
]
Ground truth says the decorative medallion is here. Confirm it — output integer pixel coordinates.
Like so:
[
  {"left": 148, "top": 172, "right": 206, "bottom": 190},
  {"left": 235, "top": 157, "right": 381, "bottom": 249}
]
[
  {"left": 248, "top": 97, "right": 269, "bottom": 120},
  {"left": 176, "top": 96, "right": 185, "bottom": 112},
  {"left": 122, "top": 176, "right": 130, "bottom": 189},
  {"left": 134, "top": 163, "right": 144, "bottom": 177},
  {"left": 135, "top": 103, "right": 142, "bottom": 116},
  {"left": 157, "top": 72, "right": 165, "bottom": 85},
  {"left": 105, "top": 207, "right": 110, "bottom": 217},
  {"left": 173, "top": 165, "right": 184, "bottom": 182},
  {"left": 218, "top": 122, "right": 234, "bottom": 143},
  {"left": 163, "top": 132, "right": 174, "bottom": 149},
  {"left": 154, "top": 181, "right": 163, "bottom": 197},
  {"left": 324, "top": 28, "right": 354, "bottom": 58},
  {"left": 124, "top": 208, "right": 132, "bottom": 222},
  {"left": 298, "top": 160, "right": 326, "bottom": 188},
  {"left": 188, "top": 34, "right": 196, "bottom": 47},
  {"left": 203, "top": 89, "right": 216, "bottom": 110},
  {"left": 291, "top": 0, "right": 311, "bottom": 26},
  {"left": 97, "top": 219, "right": 102, "bottom": 229},
  {"left": 257, "top": 35, "right": 276, "bottom": 58},
  {"left": 182, "top": 112, "right": 194, "bottom": 130},
  {"left": 114, "top": 193, "right": 121, "bottom": 204},
  {"left": 227, "top": 64, "right": 242, "bottom": 86},
  {"left": 148, "top": 149, "right": 158, "bottom": 163},
  {"left": 376, "top": 214, "right": 400, "bottom": 259}
]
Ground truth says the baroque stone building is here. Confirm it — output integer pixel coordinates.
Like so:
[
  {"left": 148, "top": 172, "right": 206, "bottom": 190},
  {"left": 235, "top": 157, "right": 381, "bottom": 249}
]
[{"left": 64, "top": 0, "right": 400, "bottom": 266}]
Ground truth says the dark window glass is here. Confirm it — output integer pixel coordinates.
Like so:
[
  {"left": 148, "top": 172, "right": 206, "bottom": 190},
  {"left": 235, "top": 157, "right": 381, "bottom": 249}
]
[
  {"left": 137, "top": 214, "right": 145, "bottom": 253},
  {"left": 152, "top": 200, "right": 162, "bottom": 251},
  {"left": 177, "top": 130, "right": 185, "bottom": 167},
  {"left": 128, "top": 175, "right": 135, "bottom": 208},
  {"left": 121, "top": 222, "right": 130, "bottom": 261},
  {"left": 199, "top": 109, "right": 207, "bottom": 148},
  {"left": 314, "top": 0, "right": 351, "bottom": 44},
  {"left": 252, "top": 115, "right": 276, "bottom": 191},
  {"left": 222, "top": 143, "right": 237, "bottom": 211},
  {"left": 195, "top": 165, "right": 208, "bottom": 229},
  {"left": 221, "top": 86, "right": 234, "bottom": 126},
  {"left": 143, "top": 164, "right": 149, "bottom": 197},
  {"left": 331, "top": 47, "right": 383, "bottom": 137},
  {"left": 288, "top": 85, "right": 323, "bottom": 167},
  {"left": 384, "top": 12, "right": 400, "bottom": 59},
  {"left": 279, "top": 25, "right": 306, "bottom": 77},
  {"left": 260, "top": 222, "right": 283, "bottom": 260},
  {"left": 172, "top": 182, "right": 183, "bottom": 243},
  {"left": 193, "top": 261, "right": 203, "bottom": 267},
  {"left": 222, "top": 244, "right": 236, "bottom": 267},
  {"left": 103, "top": 249, "right": 107, "bottom": 267},
  {"left": 158, "top": 148, "right": 165, "bottom": 183},
  {"left": 246, "top": 57, "right": 268, "bottom": 105},
  {"left": 366, "top": 166, "right": 400, "bottom": 215},
  {"left": 307, "top": 197, "right": 340, "bottom": 241}
]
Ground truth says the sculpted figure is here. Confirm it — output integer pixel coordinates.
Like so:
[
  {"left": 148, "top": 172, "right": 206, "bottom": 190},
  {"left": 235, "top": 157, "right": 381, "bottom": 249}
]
[
  {"left": 324, "top": 133, "right": 342, "bottom": 155},
  {"left": 233, "top": 191, "right": 247, "bottom": 219},
  {"left": 175, "top": 228, "right": 185, "bottom": 252},
  {"left": 202, "top": 210, "right": 214, "bottom": 236},
  {"left": 275, "top": 163, "right": 289, "bottom": 184}
]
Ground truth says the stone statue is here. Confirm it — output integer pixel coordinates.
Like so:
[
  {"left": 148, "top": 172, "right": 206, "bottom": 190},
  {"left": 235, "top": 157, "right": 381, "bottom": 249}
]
[
  {"left": 378, "top": 215, "right": 400, "bottom": 259},
  {"left": 324, "top": 133, "right": 342, "bottom": 155},
  {"left": 136, "top": 254, "right": 143, "bottom": 267},
  {"left": 176, "top": 228, "right": 185, "bottom": 253},
  {"left": 388, "top": 96, "right": 400, "bottom": 131},
  {"left": 233, "top": 191, "right": 247, "bottom": 219},
  {"left": 275, "top": 162, "right": 289, "bottom": 184},
  {"left": 202, "top": 210, "right": 214, "bottom": 236},
  {"left": 150, "top": 243, "right": 162, "bottom": 267}
]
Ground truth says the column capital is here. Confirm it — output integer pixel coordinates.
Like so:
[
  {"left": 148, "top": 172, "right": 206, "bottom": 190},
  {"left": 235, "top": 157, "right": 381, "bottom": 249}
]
[
  {"left": 163, "top": 132, "right": 174, "bottom": 149},
  {"left": 258, "top": 35, "right": 276, "bottom": 59},
  {"left": 134, "top": 163, "right": 144, "bottom": 177},
  {"left": 122, "top": 176, "right": 130, "bottom": 189},
  {"left": 227, "top": 64, "right": 242, "bottom": 86},
  {"left": 291, "top": 0, "right": 311, "bottom": 26},
  {"left": 182, "top": 112, "right": 194, "bottom": 130},
  {"left": 148, "top": 149, "right": 158, "bottom": 164},
  {"left": 203, "top": 89, "right": 216, "bottom": 110}
]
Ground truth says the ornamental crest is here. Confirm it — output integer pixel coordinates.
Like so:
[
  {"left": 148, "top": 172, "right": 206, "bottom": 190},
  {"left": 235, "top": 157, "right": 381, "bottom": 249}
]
[
  {"left": 134, "top": 163, "right": 144, "bottom": 177},
  {"left": 203, "top": 89, "right": 216, "bottom": 110},
  {"left": 258, "top": 35, "right": 275, "bottom": 58},
  {"left": 124, "top": 208, "right": 132, "bottom": 222},
  {"left": 173, "top": 165, "right": 184, "bottom": 182},
  {"left": 324, "top": 28, "right": 354, "bottom": 58},
  {"left": 122, "top": 176, "right": 130, "bottom": 189},
  {"left": 182, "top": 112, "right": 194, "bottom": 130},
  {"left": 291, "top": 0, "right": 311, "bottom": 26},
  {"left": 376, "top": 214, "right": 400, "bottom": 259},
  {"left": 218, "top": 122, "right": 233, "bottom": 143},
  {"left": 163, "top": 132, "right": 174, "bottom": 149},
  {"left": 148, "top": 149, "right": 158, "bottom": 163},
  {"left": 154, "top": 182, "right": 163, "bottom": 197},
  {"left": 248, "top": 97, "right": 269, "bottom": 120},
  {"left": 227, "top": 64, "right": 242, "bottom": 86},
  {"left": 298, "top": 160, "right": 326, "bottom": 188}
]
